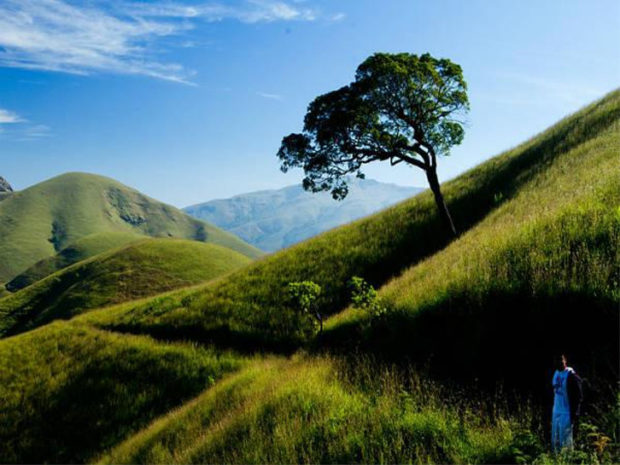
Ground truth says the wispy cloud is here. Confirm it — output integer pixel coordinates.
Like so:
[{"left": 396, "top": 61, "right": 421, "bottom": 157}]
[
  {"left": 0, "top": 107, "right": 24, "bottom": 123},
  {"left": 329, "top": 12, "right": 346, "bottom": 22},
  {"left": 0, "top": 106, "right": 50, "bottom": 140},
  {"left": 0, "top": 0, "right": 320, "bottom": 84},
  {"left": 257, "top": 91, "right": 283, "bottom": 101},
  {"left": 125, "top": 0, "right": 317, "bottom": 22}
]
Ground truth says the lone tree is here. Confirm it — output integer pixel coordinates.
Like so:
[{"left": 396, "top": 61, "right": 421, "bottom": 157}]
[{"left": 277, "top": 53, "right": 469, "bottom": 236}]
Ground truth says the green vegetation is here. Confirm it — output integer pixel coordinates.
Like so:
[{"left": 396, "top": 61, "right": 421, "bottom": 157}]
[
  {"left": 0, "top": 321, "right": 245, "bottom": 463},
  {"left": 81, "top": 90, "right": 619, "bottom": 361},
  {"left": 0, "top": 172, "right": 261, "bottom": 283},
  {"left": 288, "top": 280, "right": 323, "bottom": 334},
  {"left": 6, "top": 231, "right": 144, "bottom": 291},
  {"left": 324, "top": 89, "right": 620, "bottom": 388},
  {"left": 0, "top": 238, "right": 252, "bottom": 337},
  {"left": 278, "top": 52, "right": 469, "bottom": 235},
  {"left": 99, "top": 356, "right": 520, "bottom": 464},
  {"left": 0, "top": 91, "right": 617, "bottom": 464}
]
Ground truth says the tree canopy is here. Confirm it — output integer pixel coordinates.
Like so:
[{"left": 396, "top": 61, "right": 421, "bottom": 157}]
[{"left": 277, "top": 52, "right": 469, "bottom": 235}]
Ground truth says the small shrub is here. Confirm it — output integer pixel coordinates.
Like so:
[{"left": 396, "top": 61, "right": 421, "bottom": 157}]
[
  {"left": 349, "top": 276, "right": 387, "bottom": 326},
  {"left": 287, "top": 281, "right": 323, "bottom": 337}
]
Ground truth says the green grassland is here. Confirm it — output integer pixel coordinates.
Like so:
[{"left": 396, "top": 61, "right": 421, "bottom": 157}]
[
  {"left": 80, "top": 90, "right": 619, "bottom": 359},
  {"left": 0, "top": 321, "right": 245, "bottom": 464},
  {"left": 6, "top": 231, "right": 145, "bottom": 291},
  {"left": 0, "top": 238, "right": 252, "bottom": 338},
  {"left": 99, "top": 356, "right": 521, "bottom": 465},
  {"left": 0, "top": 90, "right": 618, "bottom": 464},
  {"left": 323, "top": 96, "right": 619, "bottom": 389},
  {"left": 0, "top": 172, "right": 261, "bottom": 283}
]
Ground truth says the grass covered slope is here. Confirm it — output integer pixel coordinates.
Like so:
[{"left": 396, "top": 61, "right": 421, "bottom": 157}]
[
  {"left": 0, "top": 172, "right": 261, "bottom": 283},
  {"left": 83, "top": 90, "right": 620, "bottom": 351},
  {"left": 0, "top": 238, "right": 252, "bottom": 337},
  {"left": 324, "top": 97, "right": 620, "bottom": 387},
  {"left": 0, "top": 321, "right": 244, "bottom": 464},
  {"left": 6, "top": 231, "right": 144, "bottom": 291},
  {"left": 99, "top": 356, "right": 518, "bottom": 465}
]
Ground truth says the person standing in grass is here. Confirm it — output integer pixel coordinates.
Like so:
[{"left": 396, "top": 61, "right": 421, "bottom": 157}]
[{"left": 551, "top": 354, "right": 583, "bottom": 452}]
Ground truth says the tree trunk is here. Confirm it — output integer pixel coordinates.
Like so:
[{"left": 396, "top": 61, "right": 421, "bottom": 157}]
[
  {"left": 316, "top": 312, "right": 323, "bottom": 333},
  {"left": 425, "top": 167, "right": 457, "bottom": 236}
]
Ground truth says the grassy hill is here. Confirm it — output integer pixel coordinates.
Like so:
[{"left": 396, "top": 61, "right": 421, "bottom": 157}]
[
  {"left": 6, "top": 231, "right": 144, "bottom": 291},
  {"left": 0, "top": 322, "right": 245, "bottom": 463},
  {"left": 98, "top": 356, "right": 518, "bottom": 465},
  {"left": 0, "top": 238, "right": 252, "bottom": 338},
  {"left": 185, "top": 178, "right": 421, "bottom": 252},
  {"left": 81, "top": 90, "right": 620, "bottom": 362},
  {"left": 0, "top": 172, "right": 261, "bottom": 283},
  {"left": 0, "top": 90, "right": 618, "bottom": 464}
]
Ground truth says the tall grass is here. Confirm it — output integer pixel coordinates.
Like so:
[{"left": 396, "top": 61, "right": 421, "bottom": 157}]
[
  {"left": 99, "top": 354, "right": 525, "bottom": 464},
  {"left": 0, "top": 322, "right": 246, "bottom": 463},
  {"left": 323, "top": 111, "right": 619, "bottom": 392},
  {"left": 80, "top": 90, "right": 620, "bottom": 351}
]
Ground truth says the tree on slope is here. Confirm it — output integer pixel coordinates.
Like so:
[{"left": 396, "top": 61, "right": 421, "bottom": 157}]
[{"left": 277, "top": 52, "right": 469, "bottom": 236}]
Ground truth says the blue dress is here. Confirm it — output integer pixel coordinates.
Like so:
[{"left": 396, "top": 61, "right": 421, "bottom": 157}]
[{"left": 551, "top": 368, "right": 574, "bottom": 451}]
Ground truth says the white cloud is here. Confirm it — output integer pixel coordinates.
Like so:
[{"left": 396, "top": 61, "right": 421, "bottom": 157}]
[
  {"left": 329, "top": 12, "right": 346, "bottom": 22},
  {"left": 0, "top": 0, "right": 319, "bottom": 84},
  {"left": 0, "top": 106, "right": 50, "bottom": 140},
  {"left": 0, "top": 108, "right": 24, "bottom": 123},
  {"left": 257, "top": 91, "right": 283, "bottom": 101}
]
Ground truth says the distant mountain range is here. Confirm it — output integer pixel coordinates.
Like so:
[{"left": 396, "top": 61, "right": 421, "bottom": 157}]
[{"left": 184, "top": 178, "right": 422, "bottom": 252}]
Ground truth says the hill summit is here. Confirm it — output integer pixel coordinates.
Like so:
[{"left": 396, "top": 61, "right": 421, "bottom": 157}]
[{"left": 0, "top": 172, "right": 261, "bottom": 283}]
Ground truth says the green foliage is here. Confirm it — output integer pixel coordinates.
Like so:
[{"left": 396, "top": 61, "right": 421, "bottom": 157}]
[
  {"left": 288, "top": 281, "right": 322, "bottom": 335},
  {"left": 0, "top": 322, "right": 245, "bottom": 463},
  {"left": 278, "top": 52, "right": 469, "bottom": 200},
  {"left": 349, "top": 276, "right": 387, "bottom": 323},
  {"left": 0, "top": 172, "right": 261, "bottom": 283},
  {"left": 325, "top": 106, "right": 619, "bottom": 391},
  {"left": 0, "top": 238, "right": 252, "bottom": 338}
]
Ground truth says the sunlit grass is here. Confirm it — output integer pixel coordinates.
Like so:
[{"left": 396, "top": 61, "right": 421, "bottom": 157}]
[
  {"left": 0, "top": 238, "right": 251, "bottom": 337},
  {"left": 99, "top": 355, "right": 521, "bottom": 464},
  {"left": 0, "top": 321, "right": 248, "bottom": 463}
]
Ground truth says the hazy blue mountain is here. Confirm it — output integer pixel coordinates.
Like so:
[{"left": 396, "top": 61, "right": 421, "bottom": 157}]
[{"left": 184, "top": 178, "right": 422, "bottom": 252}]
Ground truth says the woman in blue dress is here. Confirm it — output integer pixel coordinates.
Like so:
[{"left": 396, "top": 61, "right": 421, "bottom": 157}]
[{"left": 551, "top": 354, "right": 583, "bottom": 452}]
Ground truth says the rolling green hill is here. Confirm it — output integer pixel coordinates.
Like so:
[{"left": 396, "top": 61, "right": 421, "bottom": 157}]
[
  {"left": 0, "top": 172, "right": 262, "bottom": 284},
  {"left": 0, "top": 238, "right": 252, "bottom": 337},
  {"left": 6, "top": 231, "right": 144, "bottom": 291},
  {"left": 0, "top": 322, "right": 245, "bottom": 464},
  {"left": 0, "top": 90, "right": 618, "bottom": 464},
  {"left": 81, "top": 90, "right": 620, "bottom": 363}
]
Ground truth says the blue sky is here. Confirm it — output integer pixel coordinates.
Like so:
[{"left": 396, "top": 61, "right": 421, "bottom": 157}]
[{"left": 1, "top": 0, "right": 618, "bottom": 207}]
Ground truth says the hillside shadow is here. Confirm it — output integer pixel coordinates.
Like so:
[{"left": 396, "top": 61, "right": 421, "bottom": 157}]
[
  {"left": 316, "top": 93, "right": 619, "bottom": 319},
  {"left": 321, "top": 291, "right": 618, "bottom": 400},
  {"left": 100, "top": 322, "right": 300, "bottom": 355}
]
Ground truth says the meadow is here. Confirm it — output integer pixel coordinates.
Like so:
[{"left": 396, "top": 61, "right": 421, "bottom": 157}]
[
  {"left": 0, "top": 238, "right": 251, "bottom": 337},
  {"left": 0, "top": 90, "right": 617, "bottom": 464}
]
